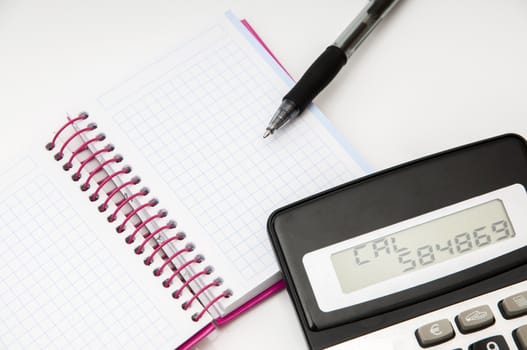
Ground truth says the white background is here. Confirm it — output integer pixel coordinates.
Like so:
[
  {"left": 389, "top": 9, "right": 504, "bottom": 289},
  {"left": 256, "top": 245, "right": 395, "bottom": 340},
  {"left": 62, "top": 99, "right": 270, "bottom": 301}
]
[{"left": 1, "top": 1, "right": 526, "bottom": 349}]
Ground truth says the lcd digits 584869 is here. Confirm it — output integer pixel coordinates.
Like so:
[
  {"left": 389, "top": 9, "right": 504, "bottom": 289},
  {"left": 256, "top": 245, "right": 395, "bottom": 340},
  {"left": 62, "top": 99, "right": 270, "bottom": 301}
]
[{"left": 331, "top": 200, "right": 515, "bottom": 294}]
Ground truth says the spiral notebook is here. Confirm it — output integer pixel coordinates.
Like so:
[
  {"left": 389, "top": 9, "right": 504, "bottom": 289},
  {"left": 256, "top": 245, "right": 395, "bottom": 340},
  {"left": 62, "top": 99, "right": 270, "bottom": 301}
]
[{"left": 0, "top": 12, "right": 368, "bottom": 350}]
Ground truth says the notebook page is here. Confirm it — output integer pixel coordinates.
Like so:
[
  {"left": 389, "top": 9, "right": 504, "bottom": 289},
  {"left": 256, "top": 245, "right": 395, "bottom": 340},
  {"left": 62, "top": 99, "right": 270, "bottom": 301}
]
[
  {"left": 90, "top": 13, "right": 367, "bottom": 312},
  {"left": 0, "top": 156, "right": 211, "bottom": 349}
]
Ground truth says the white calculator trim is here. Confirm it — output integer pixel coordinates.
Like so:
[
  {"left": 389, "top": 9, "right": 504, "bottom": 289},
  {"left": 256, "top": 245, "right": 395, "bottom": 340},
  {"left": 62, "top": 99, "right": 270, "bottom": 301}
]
[{"left": 303, "top": 184, "right": 527, "bottom": 312}]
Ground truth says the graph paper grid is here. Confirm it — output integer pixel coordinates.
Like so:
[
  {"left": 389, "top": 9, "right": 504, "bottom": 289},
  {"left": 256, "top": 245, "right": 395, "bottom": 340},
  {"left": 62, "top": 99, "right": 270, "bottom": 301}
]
[
  {"left": 0, "top": 159, "right": 181, "bottom": 349},
  {"left": 107, "top": 24, "right": 355, "bottom": 280}
]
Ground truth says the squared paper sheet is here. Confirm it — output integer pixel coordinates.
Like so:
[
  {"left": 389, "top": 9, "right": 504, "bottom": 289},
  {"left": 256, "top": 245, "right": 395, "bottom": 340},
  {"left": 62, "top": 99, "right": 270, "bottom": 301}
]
[
  {"left": 90, "top": 12, "right": 368, "bottom": 312},
  {"left": 0, "top": 156, "right": 211, "bottom": 349}
]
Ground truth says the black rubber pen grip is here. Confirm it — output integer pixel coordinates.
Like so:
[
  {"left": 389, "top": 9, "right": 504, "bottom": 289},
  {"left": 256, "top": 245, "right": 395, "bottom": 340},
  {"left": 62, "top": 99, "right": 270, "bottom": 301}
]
[{"left": 284, "top": 45, "right": 347, "bottom": 112}]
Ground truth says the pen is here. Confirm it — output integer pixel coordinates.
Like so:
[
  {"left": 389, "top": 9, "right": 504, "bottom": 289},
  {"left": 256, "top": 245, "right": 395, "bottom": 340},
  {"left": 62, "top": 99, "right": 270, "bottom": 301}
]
[{"left": 263, "top": 0, "right": 402, "bottom": 138}]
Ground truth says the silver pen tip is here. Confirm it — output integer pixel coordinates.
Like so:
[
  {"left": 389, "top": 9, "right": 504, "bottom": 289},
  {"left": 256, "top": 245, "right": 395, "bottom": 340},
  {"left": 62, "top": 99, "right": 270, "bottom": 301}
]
[{"left": 263, "top": 129, "right": 272, "bottom": 138}]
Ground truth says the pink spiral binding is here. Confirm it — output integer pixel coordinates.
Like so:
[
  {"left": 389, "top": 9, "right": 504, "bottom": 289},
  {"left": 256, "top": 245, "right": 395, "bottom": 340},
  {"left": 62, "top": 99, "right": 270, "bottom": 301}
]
[
  {"left": 119, "top": 199, "right": 160, "bottom": 235},
  {"left": 182, "top": 278, "right": 222, "bottom": 310},
  {"left": 144, "top": 232, "right": 184, "bottom": 263},
  {"left": 128, "top": 209, "right": 167, "bottom": 243},
  {"left": 90, "top": 166, "right": 131, "bottom": 202},
  {"left": 162, "top": 255, "right": 203, "bottom": 288},
  {"left": 72, "top": 144, "right": 115, "bottom": 181},
  {"left": 154, "top": 244, "right": 194, "bottom": 277},
  {"left": 64, "top": 133, "right": 105, "bottom": 171},
  {"left": 107, "top": 189, "right": 149, "bottom": 222},
  {"left": 46, "top": 112, "right": 89, "bottom": 151},
  {"left": 47, "top": 113, "right": 229, "bottom": 323},
  {"left": 55, "top": 123, "right": 97, "bottom": 161},
  {"left": 81, "top": 154, "right": 123, "bottom": 191},
  {"left": 131, "top": 220, "right": 176, "bottom": 251},
  {"left": 192, "top": 290, "right": 232, "bottom": 321},
  {"left": 99, "top": 176, "right": 140, "bottom": 212},
  {"left": 173, "top": 266, "right": 213, "bottom": 299}
]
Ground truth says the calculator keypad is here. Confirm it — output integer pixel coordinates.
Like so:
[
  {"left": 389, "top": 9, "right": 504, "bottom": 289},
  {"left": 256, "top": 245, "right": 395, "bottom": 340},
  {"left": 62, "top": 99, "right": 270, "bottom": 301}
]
[
  {"left": 413, "top": 290, "right": 527, "bottom": 349},
  {"left": 324, "top": 281, "right": 527, "bottom": 350}
]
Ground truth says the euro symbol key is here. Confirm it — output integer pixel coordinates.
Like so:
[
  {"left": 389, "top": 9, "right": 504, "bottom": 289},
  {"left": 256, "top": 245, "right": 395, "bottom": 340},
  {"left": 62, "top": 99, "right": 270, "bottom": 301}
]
[{"left": 430, "top": 323, "right": 442, "bottom": 336}]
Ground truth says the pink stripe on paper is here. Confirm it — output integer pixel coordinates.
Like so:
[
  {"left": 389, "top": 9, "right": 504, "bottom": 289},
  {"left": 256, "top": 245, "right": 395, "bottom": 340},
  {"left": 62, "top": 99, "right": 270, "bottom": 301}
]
[{"left": 240, "top": 19, "right": 292, "bottom": 79}]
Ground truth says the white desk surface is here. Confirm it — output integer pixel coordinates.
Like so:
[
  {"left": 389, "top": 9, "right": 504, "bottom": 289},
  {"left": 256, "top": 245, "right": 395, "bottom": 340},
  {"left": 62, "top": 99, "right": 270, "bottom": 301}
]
[{"left": 1, "top": 0, "right": 526, "bottom": 349}]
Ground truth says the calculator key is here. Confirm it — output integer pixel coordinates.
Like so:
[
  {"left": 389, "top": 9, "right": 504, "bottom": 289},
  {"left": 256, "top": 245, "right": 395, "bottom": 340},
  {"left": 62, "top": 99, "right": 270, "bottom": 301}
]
[
  {"left": 468, "top": 335, "right": 509, "bottom": 350},
  {"left": 513, "top": 324, "right": 527, "bottom": 350},
  {"left": 456, "top": 305, "right": 495, "bottom": 333},
  {"left": 500, "top": 291, "right": 527, "bottom": 319},
  {"left": 415, "top": 319, "right": 454, "bottom": 348}
]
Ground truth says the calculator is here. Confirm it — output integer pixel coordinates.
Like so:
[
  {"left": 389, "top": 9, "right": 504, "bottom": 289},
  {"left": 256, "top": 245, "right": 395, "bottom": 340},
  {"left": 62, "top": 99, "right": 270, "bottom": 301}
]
[{"left": 268, "top": 134, "right": 527, "bottom": 349}]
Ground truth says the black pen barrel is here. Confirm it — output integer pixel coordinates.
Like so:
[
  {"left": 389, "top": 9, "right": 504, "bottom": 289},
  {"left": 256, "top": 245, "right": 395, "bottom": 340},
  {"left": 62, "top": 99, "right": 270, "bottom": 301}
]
[{"left": 284, "top": 46, "right": 347, "bottom": 112}]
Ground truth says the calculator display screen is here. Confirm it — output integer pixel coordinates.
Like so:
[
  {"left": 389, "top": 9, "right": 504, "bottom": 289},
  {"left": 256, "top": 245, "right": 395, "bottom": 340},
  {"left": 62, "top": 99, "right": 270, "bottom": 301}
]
[{"left": 331, "top": 200, "right": 515, "bottom": 294}]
